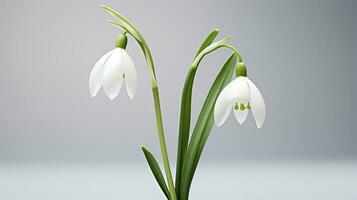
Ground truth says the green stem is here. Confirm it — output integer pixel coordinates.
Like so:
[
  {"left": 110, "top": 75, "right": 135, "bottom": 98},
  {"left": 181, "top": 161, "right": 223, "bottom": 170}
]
[
  {"left": 140, "top": 37, "right": 177, "bottom": 200},
  {"left": 141, "top": 39, "right": 177, "bottom": 200},
  {"left": 152, "top": 84, "right": 176, "bottom": 200},
  {"left": 221, "top": 44, "right": 243, "bottom": 62},
  {"left": 191, "top": 42, "right": 243, "bottom": 70},
  {"left": 101, "top": 6, "right": 177, "bottom": 199},
  {"left": 101, "top": 7, "right": 244, "bottom": 200}
]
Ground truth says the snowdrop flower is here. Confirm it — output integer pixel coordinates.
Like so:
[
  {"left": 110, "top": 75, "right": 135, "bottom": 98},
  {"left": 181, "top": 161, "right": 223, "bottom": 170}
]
[
  {"left": 89, "top": 33, "right": 137, "bottom": 100},
  {"left": 214, "top": 62, "right": 266, "bottom": 128}
]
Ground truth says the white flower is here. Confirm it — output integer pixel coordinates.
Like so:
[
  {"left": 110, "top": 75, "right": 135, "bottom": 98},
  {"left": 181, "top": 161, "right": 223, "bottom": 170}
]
[
  {"left": 214, "top": 76, "right": 266, "bottom": 128},
  {"left": 89, "top": 48, "right": 137, "bottom": 100}
]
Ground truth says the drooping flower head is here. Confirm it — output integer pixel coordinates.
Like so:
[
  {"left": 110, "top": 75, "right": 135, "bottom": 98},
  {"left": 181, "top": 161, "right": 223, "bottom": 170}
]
[
  {"left": 214, "top": 62, "right": 266, "bottom": 128},
  {"left": 89, "top": 33, "right": 137, "bottom": 100}
]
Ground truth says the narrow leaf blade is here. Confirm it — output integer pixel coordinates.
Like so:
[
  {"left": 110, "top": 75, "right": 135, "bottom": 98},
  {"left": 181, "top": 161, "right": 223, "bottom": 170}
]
[
  {"left": 101, "top": 5, "right": 143, "bottom": 43},
  {"left": 180, "top": 54, "right": 237, "bottom": 199},
  {"left": 141, "top": 146, "right": 171, "bottom": 200},
  {"left": 175, "top": 29, "right": 220, "bottom": 198},
  {"left": 107, "top": 20, "right": 129, "bottom": 32},
  {"left": 194, "top": 29, "right": 220, "bottom": 58},
  {"left": 192, "top": 35, "right": 230, "bottom": 68}
]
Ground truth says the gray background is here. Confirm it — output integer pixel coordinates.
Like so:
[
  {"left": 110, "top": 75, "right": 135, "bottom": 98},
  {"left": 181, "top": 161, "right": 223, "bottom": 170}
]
[{"left": 0, "top": 0, "right": 356, "bottom": 199}]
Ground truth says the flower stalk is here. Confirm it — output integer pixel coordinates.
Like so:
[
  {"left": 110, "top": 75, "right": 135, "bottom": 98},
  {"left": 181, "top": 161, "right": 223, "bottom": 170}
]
[
  {"left": 152, "top": 83, "right": 177, "bottom": 200},
  {"left": 90, "top": 5, "right": 266, "bottom": 200},
  {"left": 100, "top": 5, "right": 177, "bottom": 200}
]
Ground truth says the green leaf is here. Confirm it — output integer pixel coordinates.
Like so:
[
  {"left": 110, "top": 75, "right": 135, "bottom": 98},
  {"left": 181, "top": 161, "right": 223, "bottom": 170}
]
[
  {"left": 107, "top": 20, "right": 130, "bottom": 34},
  {"left": 194, "top": 29, "right": 220, "bottom": 58},
  {"left": 141, "top": 146, "right": 171, "bottom": 200},
  {"left": 180, "top": 54, "right": 237, "bottom": 200},
  {"left": 192, "top": 35, "right": 230, "bottom": 68},
  {"left": 175, "top": 29, "right": 220, "bottom": 198},
  {"left": 102, "top": 5, "right": 157, "bottom": 81},
  {"left": 101, "top": 5, "right": 143, "bottom": 43}
]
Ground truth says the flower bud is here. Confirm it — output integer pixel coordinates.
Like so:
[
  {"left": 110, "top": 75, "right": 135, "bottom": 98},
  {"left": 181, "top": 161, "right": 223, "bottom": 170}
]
[
  {"left": 235, "top": 62, "right": 247, "bottom": 77},
  {"left": 115, "top": 32, "right": 128, "bottom": 49}
]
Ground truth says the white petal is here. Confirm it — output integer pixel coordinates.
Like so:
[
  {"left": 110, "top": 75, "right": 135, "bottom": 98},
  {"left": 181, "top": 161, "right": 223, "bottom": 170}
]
[
  {"left": 214, "top": 77, "right": 250, "bottom": 127},
  {"left": 233, "top": 107, "right": 248, "bottom": 125},
  {"left": 89, "top": 50, "right": 113, "bottom": 97},
  {"left": 214, "top": 86, "right": 232, "bottom": 127},
  {"left": 225, "top": 77, "right": 250, "bottom": 103},
  {"left": 101, "top": 48, "right": 125, "bottom": 100},
  {"left": 246, "top": 78, "right": 266, "bottom": 128},
  {"left": 121, "top": 49, "right": 137, "bottom": 99}
]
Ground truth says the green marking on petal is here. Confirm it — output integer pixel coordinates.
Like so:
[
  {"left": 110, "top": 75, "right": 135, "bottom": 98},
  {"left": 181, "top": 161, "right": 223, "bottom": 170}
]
[
  {"left": 234, "top": 102, "right": 239, "bottom": 110},
  {"left": 247, "top": 102, "right": 251, "bottom": 110},
  {"left": 240, "top": 103, "right": 246, "bottom": 110},
  {"left": 122, "top": 73, "right": 125, "bottom": 79}
]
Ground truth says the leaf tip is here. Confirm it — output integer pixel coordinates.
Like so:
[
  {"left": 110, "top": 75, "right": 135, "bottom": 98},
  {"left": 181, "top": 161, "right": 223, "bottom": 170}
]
[
  {"left": 100, "top": 5, "right": 112, "bottom": 12},
  {"left": 213, "top": 28, "right": 220, "bottom": 33},
  {"left": 107, "top": 19, "right": 118, "bottom": 25},
  {"left": 224, "top": 35, "right": 231, "bottom": 40}
]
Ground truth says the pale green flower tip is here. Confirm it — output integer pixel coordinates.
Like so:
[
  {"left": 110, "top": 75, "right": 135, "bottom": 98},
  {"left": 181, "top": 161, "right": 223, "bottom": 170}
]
[
  {"left": 235, "top": 62, "right": 247, "bottom": 77},
  {"left": 116, "top": 33, "right": 128, "bottom": 49}
]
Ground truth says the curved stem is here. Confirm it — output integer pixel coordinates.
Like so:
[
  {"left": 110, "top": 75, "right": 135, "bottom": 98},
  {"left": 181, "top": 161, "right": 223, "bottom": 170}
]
[
  {"left": 136, "top": 27, "right": 177, "bottom": 200},
  {"left": 221, "top": 44, "right": 243, "bottom": 62},
  {"left": 152, "top": 84, "right": 176, "bottom": 200},
  {"left": 178, "top": 42, "right": 244, "bottom": 199},
  {"left": 102, "top": 7, "right": 245, "bottom": 200},
  {"left": 143, "top": 40, "right": 242, "bottom": 200},
  {"left": 101, "top": 6, "right": 176, "bottom": 200},
  {"left": 192, "top": 43, "right": 243, "bottom": 70},
  {"left": 144, "top": 41, "right": 176, "bottom": 200}
]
